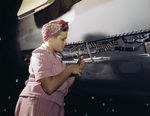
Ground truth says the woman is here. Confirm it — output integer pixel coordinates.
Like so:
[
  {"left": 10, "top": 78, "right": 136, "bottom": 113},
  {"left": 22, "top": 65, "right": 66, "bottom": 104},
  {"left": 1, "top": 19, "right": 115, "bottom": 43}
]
[{"left": 15, "top": 19, "right": 85, "bottom": 116}]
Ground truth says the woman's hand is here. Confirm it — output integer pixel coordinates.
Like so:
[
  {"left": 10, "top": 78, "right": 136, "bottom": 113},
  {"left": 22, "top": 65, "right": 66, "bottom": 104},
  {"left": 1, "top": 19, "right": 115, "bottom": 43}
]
[
  {"left": 68, "top": 64, "right": 82, "bottom": 77},
  {"left": 79, "top": 56, "right": 85, "bottom": 70},
  {"left": 67, "top": 56, "right": 85, "bottom": 77}
]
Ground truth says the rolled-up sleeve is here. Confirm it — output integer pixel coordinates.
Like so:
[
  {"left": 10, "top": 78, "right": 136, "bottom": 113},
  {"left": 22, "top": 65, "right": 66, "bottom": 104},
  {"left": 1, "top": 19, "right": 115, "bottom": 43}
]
[{"left": 31, "top": 51, "right": 54, "bottom": 81}]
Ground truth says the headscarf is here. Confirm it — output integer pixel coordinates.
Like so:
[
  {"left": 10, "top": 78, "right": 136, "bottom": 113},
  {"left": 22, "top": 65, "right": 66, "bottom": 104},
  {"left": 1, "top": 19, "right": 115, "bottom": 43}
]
[{"left": 41, "top": 20, "right": 68, "bottom": 42}]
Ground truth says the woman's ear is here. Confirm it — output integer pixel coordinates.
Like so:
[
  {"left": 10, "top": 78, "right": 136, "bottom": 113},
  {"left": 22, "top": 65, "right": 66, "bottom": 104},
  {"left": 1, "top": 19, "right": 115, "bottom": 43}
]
[
  {"left": 47, "top": 36, "right": 56, "bottom": 45},
  {"left": 44, "top": 38, "right": 51, "bottom": 45}
]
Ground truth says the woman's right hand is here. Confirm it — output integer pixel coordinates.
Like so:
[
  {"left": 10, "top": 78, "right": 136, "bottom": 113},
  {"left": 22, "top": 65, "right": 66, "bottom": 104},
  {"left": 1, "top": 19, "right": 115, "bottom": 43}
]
[
  {"left": 68, "top": 64, "right": 82, "bottom": 77},
  {"left": 68, "top": 56, "right": 85, "bottom": 77}
]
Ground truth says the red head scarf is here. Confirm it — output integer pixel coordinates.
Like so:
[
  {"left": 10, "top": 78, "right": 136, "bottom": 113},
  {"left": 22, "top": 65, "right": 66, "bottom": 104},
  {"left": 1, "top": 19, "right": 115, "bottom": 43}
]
[{"left": 41, "top": 20, "right": 68, "bottom": 42}]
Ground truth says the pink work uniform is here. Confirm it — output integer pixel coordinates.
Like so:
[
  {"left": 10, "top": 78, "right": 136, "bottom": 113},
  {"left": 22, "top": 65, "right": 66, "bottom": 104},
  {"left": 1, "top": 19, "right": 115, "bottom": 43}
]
[{"left": 15, "top": 43, "right": 69, "bottom": 116}]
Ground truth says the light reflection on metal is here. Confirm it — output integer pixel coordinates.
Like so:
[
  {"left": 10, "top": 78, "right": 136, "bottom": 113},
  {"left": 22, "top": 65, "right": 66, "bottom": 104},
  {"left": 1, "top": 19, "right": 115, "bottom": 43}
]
[{"left": 17, "top": 0, "right": 55, "bottom": 19}]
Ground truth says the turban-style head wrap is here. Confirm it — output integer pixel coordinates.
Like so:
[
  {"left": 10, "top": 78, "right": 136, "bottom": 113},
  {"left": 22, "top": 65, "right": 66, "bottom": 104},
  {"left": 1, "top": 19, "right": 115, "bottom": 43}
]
[{"left": 42, "top": 19, "right": 68, "bottom": 42}]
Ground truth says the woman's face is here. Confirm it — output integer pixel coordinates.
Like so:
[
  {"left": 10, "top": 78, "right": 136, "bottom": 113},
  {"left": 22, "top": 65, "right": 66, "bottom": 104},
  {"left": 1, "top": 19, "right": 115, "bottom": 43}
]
[{"left": 52, "top": 31, "right": 68, "bottom": 52}]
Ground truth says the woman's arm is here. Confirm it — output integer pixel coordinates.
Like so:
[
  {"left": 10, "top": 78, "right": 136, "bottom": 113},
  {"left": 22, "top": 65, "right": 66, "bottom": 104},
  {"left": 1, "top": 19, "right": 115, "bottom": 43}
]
[
  {"left": 39, "top": 64, "right": 81, "bottom": 95},
  {"left": 64, "top": 64, "right": 76, "bottom": 88},
  {"left": 66, "top": 56, "right": 86, "bottom": 88},
  {"left": 39, "top": 57, "right": 85, "bottom": 95},
  {"left": 68, "top": 76, "right": 76, "bottom": 88}
]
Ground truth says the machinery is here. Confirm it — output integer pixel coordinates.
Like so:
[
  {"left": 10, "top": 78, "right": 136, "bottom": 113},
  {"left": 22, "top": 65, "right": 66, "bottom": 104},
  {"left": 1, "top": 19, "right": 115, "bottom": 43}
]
[{"left": 58, "top": 30, "right": 150, "bottom": 95}]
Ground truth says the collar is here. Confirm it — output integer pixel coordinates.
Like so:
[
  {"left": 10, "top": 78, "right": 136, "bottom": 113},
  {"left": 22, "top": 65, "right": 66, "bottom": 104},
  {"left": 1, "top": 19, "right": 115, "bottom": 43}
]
[{"left": 41, "top": 43, "right": 57, "bottom": 58}]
